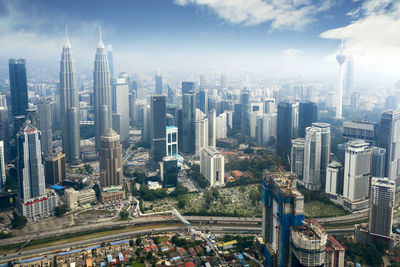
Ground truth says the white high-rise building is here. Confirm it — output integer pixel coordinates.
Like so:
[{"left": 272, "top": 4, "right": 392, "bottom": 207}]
[
  {"left": 93, "top": 26, "right": 112, "bottom": 148},
  {"left": 312, "top": 122, "right": 331, "bottom": 175},
  {"left": 256, "top": 113, "right": 277, "bottom": 147},
  {"left": 325, "top": 161, "right": 343, "bottom": 196},
  {"left": 0, "top": 141, "right": 5, "bottom": 191},
  {"left": 336, "top": 40, "right": 347, "bottom": 118},
  {"left": 207, "top": 109, "right": 216, "bottom": 148},
  {"left": 369, "top": 177, "right": 395, "bottom": 238},
  {"left": 200, "top": 146, "right": 224, "bottom": 187},
  {"left": 17, "top": 121, "right": 58, "bottom": 220},
  {"left": 60, "top": 27, "right": 80, "bottom": 162},
  {"left": 291, "top": 138, "right": 305, "bottom": 179},
  {"left": 303, "top": 127, "right": 322, "bottom": 190},
  {"left": 113, "top": 78, "right": 130, "bottom": 145},
  {"left": 195, "top": 117, "right": 208, "bottom": 155},
  {"left": 343, "top": 140, "right": 371, "bottom": 201},
  {"left": 215, "top": 112, "right": 228, "bottom": 139}
]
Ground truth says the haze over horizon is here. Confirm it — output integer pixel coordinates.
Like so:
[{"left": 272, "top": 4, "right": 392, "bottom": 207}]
[{"left": 1, "top": 0, "right": 400, "bottom": 85}]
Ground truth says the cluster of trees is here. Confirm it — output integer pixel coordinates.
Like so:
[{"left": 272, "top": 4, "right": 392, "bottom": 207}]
[
  {"left": 187, "top": 164, "right": 208, "bottom": 188},
  {"left": 119, "top": 209, "right": 129, "bottom": 220},
  {"left": 221, "top": 235, "right": 255, "bottom": 251},
  {"left": 92, "top": 184, "right": 101, "bottom": 201},
  {"left": 344, "top": 239, "right": 386, "bottom": 266},
  {"left": 11, "top": 212, "right": 27, "bottom": 229},
  {"left": 132, "top": 183, "right": 189, "bottom": 202},
  {"left": 83, "top": 164, "right": 94, "bottom": 174},
  {"left": 55, "top": 205, "right": 69, "bottom": 217},
  {"left": 204, "top": 188, "right": 219, "bottom": 210},
  {"left": 225, "top": 158, "right": 272, "bottom": 179},
  {"left": 249, "top": 186, "right": 262, "bottom": 206},
  {"left": 80, "top": 124, "right": 95, "bottom": 139}
]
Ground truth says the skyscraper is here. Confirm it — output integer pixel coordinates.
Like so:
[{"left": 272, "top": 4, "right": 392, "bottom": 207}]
[
  {"left": 277, "top": 102, "right": 298, "bottom": 157},
  {"left": 371, "top": 147, "right": 386, "bottom": 178},
  {"left": 200, "top": 146, "right": 224, "bottom": 187},
  {"left": 312, "top": 122, "right": 331, "bottom": 184},
  {"left": 343, "top": 140, "right": 371, "bottom": 202},
  {"left": 207, "top": 109, "right": 216, "bottom": 148},
  {"left": 99, "top": 128, "right": 123, "bottom": 187},
  {"left": 298, "top": 101, "right": 318, "bottom": 138},
  {"left": 262, "top": 173, "right": 304, "bottom": 267},
  {"left": 38, "top": 99, "right": 53, "bottom": 155},
  {"left": 106, "top": 44, "right": 114, "bottom": 79},
  {"left": 93, "top": 27, "right": 112, "bottom": 148},
  {"left": 0, "top": 141, "right": 5, "bottom": 191},
  {"left": 155, "top": 74, "right": 163, "bottom": 95},
  {"left": 0, "top": 95, "right": 9, "bottom": 162},
  {"left": 198, "top": 89, "right": 208, "bottom": 113},
  {"left": 303, "top": 127, "right": 323, "bottom": 190},
  {"left": 160, "top": 156, "right": 178, "bottom": 188},
  {"left": 291, "top": 138, "right": 305, "bottom": 179},
  {"left": 182, "top": 92, "right": 196, "bottom": 154},
  {"left": 182, "top": 81, "right": 195, "bottom": 95},
  {"left": 44, "top": 153, "right": 66, "bottom": 185},
  {"left": 150, "top": 95, "right": 166, "bottom": 163},
  {"left": 240, "top": 89, "right": 250, "bottom": 135},
  {"left": 325, "top": 161, "right": 344, "bottom": 196},
  {"left": 195, "top": 117, "right": 208, "bottom": 155},
  {"left": 379, "top": 109, "right": 400, "bottom": 186},
  {"left": 369, "top": 177, "right": 395, "bottom": 238},
  {"left": 60, "top": 29, "right": 80, "bottom": 162},
  {"left": 335, "top": 40, "right": 347, "bottom": 118},
  {"left": 17, "top": 121, "right": 58, "bottom": 220},
  {"left": 9, "top": 59, "right": 28, "bottom": 118},
  {"left": 113, "top": 78, "right": 130, "bottom": 145}
]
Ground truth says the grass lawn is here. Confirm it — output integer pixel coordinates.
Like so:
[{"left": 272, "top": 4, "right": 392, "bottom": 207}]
[
  {"left": 304, "top": 200, "right": 349, "bottom": 218},
  {"left": 132, "top": 263, "right": 145, "bottom": 267}
]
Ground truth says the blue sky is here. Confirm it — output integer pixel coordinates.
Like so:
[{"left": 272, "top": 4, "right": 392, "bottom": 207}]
[{"left": 0, "top": 0, "right": 399, "bottom": 82}]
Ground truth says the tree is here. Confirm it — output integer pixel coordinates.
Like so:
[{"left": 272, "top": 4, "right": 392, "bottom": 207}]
[
  {"left": 243, "top": 147, "right": 254, "bottom": 154},
  {"left": 129, "top": 239, "right": 134, "bottom": 247},
  {"left": 249, "top": 189, "right": 261, "bottom": 205},
  {"left": 93, "top": 184, "right": 101, "bottom": 201},
  {"left": 11, "top": 213, "right": 27, "bottom": 229},
  {"left": 136, "top": 237, "right": 142, "bottom": 246},
  {"left": 177, "top": 195, "right": 186, "bottom": 209},
  {"left": 55, "top": 205, "right": 68, "bottom": 217},
  {"left": 120, "top": 209, "right": 129, "bottom": 220},
  {"left": 84, "top": 164, "right": 93, "bottom": 174}
]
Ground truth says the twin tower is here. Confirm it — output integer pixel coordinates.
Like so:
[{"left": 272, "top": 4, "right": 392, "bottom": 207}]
[{"left": 60, "top": 27, "right": 112, "bottom": 163}]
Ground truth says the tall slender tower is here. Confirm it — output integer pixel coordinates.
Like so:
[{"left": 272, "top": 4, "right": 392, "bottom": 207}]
[
  {"left": 93, "top": 26, "right": 112, "bottom": 148},
  {"left": 60, "top": 27, "right": 80, "bottom": 163},
  {"left": 336, "top": 39, "right": 347, "bottom": 119}
]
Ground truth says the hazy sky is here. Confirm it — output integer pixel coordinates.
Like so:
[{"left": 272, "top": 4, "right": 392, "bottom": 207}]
[{"left": 1, "top": 0, "right": 399, "bottom": 84}]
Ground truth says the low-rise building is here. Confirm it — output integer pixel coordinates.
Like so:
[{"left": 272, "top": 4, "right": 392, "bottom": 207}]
[
  {"left": 79, "top": 188, "right": 97, "bottom": 205},
  {"left": 101, "top": 186, "right": 125, "bottom": 203}
]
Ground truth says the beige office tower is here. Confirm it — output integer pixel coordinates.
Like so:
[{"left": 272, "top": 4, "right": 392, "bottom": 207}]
[{"left": 99, "top": 128, "right": 123, "bottom": 187}]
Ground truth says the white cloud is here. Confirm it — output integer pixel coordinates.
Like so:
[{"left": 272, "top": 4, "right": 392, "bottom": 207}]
[
  {"left": 282, "top": 48, "right": 304, "bottom": 59},
  {"left": 320, "top": 0, "right": 400, "bottom": 79},
  {"left": 173, "top": 0, "right": 332, "bottom": 31}
]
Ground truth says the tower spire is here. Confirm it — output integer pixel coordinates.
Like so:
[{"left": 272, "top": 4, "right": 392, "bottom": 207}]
[
  {"left": 98, "top": 24, "right": 104, "bottom": 48},
  {"left": 64, "top": 24, "right": 70, "bottom": 47}
]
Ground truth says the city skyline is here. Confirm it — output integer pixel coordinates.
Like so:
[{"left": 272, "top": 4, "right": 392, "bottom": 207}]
[{"left": 0, "top": 0, "right": 399, "bottom": 84}]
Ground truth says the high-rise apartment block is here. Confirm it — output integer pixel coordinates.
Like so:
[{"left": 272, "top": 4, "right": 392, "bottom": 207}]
[
  {"left": 369, "top": 177, "right": 395, "bottom": 238},
  {"left": 0, "top": 141, "right": 5, "bottom": 191},
  {"left": 17, "top": 121, "right": 58, "bottom": 220},
  {"left": 200, "top": 146, "right": 224, "bottom": 187},
  {"left": 291, "top": 138, "right": 305, "bottom": 179},
  {"left": 343, "top": 140, "right": 371, "bottom": 202},
  {"left": 182, "top": 92, "right": 196, "bottom": 154},
  {"left": 343, "top": 121, "right": 378, "bottom": 146},
  {"left": 262, "top": 173, "right": 304, "bottom": 267}
]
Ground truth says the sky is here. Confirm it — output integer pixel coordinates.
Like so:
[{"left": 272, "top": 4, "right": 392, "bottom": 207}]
[{"left": 0, "top": 0, "right": 400, "bottom": 84}]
